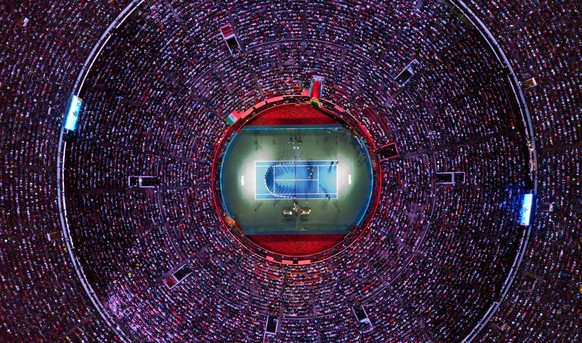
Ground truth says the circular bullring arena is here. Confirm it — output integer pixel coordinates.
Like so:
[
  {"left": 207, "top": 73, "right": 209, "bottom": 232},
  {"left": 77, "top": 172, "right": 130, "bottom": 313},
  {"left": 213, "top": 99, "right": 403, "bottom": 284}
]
[
  {"left": 217, "top": 103, "right": 377, "bottom": 257},
  {"left": 1, "top": 1, "right": 579, "bottom": 342}
]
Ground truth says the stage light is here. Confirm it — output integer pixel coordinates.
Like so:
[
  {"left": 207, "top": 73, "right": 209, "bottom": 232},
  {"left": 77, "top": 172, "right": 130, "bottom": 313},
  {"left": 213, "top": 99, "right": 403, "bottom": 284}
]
[
  {"left": 64, "top": 95, "right": 82, "bottom": 131},
  {"left": 520, "top": 193, "right": 534, "bottom": 226}
]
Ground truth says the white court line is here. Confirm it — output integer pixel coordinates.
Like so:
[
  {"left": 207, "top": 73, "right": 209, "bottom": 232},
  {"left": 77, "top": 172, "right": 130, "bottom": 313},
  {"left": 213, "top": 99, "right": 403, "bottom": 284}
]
[
  {"left": 255, "top": 160, "right": 337, "bottom": 164},
  {"left": 276, "top": 179, "right": 319, "bottom": 181},
  {"left": 271, "top": 164, "right": 333, "bottom": 168},
  {"left": 275, "top": 165, "right": 279, "bottom": 194},
  {"left": 256, "top": 193, "right": 338, "bottom": 196}
]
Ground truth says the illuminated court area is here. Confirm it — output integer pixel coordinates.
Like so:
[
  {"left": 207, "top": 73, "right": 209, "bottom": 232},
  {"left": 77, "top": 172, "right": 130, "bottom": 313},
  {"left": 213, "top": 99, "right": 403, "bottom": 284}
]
[
  {"left": 255, "top": 160, "right": 338, "bottom": 200},
  {"left": 220, "top": 125, "right": 373, "bottom": 236}
]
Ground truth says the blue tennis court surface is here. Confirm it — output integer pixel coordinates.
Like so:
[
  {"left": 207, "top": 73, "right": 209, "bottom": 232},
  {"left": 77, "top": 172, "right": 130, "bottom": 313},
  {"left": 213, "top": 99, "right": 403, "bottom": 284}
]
[{"left": 256, "top": 160, "right": 338, "bottom": 200}]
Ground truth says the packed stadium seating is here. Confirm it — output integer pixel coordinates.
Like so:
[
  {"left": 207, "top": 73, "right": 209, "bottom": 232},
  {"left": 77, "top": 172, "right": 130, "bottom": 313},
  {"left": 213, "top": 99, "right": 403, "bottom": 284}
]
[{"left": 1, "top": 0, "right": 578, "bottom": 342}]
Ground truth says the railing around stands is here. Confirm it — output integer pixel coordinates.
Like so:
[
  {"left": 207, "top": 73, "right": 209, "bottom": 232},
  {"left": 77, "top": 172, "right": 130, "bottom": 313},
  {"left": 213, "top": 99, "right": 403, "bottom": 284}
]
[
  {"left": 447, "top": 1, "right": 537, "bottom": 342},
  {"left": 56, "top": 1, "right": 145, "bottom": 342},
  {"left": 54, "top": 1, "right": 538, "bottom": 340}
]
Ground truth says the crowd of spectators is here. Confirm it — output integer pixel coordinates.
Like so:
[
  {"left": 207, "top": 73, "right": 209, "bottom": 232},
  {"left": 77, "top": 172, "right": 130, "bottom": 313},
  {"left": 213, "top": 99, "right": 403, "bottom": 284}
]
[
  {"left": 1, "top": 0, "right": 133, "bottom": 341},
  {"left": 463, "top": 1, "right": 580, "bottom": 341},
  {"left": 1, "top": 0, "right": 578, "bottom": 342}
]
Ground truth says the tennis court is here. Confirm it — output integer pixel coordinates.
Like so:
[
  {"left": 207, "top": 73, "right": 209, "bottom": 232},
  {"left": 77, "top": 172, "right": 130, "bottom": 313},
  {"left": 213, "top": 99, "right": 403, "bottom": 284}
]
[
  {"left": 219, "top": 123, "right": 373, "bottom": 235},
  {"left": 255, "top": 160, "right": 338, "bottom": 200}
]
